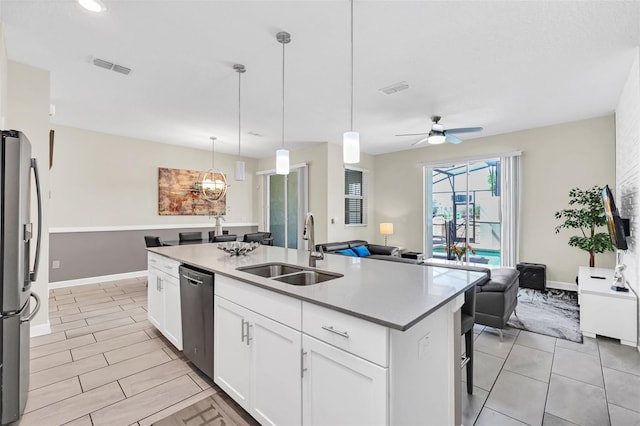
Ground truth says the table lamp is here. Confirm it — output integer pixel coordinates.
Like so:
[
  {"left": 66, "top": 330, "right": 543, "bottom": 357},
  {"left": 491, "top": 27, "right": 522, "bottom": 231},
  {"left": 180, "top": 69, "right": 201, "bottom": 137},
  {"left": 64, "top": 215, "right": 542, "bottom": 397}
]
[{"left": 379, "top": 223, "right": 394, "bottom": 246}]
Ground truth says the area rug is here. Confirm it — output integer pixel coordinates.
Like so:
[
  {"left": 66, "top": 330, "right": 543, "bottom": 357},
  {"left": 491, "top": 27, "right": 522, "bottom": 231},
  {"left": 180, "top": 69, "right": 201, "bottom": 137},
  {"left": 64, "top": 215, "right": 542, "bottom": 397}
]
[
  {"left": 507, "top": 288, "right": 583, "bottom": 343},
  {"left": 153, "top": 392, "right": 259, "bottom": 426}
]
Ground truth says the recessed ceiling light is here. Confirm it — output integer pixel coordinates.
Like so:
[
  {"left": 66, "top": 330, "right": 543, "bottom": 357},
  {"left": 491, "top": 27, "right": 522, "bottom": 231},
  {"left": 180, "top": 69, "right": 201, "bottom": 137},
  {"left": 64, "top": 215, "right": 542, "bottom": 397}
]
[{"left": 78, "top": 0, "right": 106, "bottom": 13}]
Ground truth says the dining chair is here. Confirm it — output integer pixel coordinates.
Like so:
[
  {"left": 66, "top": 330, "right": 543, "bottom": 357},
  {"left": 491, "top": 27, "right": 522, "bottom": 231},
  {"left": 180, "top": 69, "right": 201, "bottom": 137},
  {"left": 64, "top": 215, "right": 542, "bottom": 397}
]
[
  {"left": 210, "top": 233, "right": 237, "bottom": 242},
  {"left": 179, "top": 232, "right": 203, "bottom": 242},
  {"left": 144, "top": 236, "right": 163, "bottom": 247}
]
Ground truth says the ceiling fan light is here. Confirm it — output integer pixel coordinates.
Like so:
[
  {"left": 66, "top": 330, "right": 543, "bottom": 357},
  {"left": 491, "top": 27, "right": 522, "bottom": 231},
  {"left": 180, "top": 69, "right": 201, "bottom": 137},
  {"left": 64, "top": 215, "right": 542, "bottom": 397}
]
[
  {"left": 428, "top": 134, "right": 446, "bottom": 145},
  {"left": 234, "top": 160, "right": 245, "bottom": 181},
  {"left": 78, "top": 0, "right": 106, "bottom": 13},
  {"left": 343, "top": 131, "right": 360, "bottom": 164},
  {"left": 276, "top": 149, "right": 290, "bottom": 175}
]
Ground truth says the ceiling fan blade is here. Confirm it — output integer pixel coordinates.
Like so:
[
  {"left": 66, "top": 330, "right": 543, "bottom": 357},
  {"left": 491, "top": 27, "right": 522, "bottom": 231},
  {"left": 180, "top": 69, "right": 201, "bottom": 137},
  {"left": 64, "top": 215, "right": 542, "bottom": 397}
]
[
  {"left": 445, "top": 134, "right": 463, "bottom": 144},
  {"left": 445, "top": 127, "right": 483, "bottom": 134},
  {"left": 411, "top": 136, "right": 430, "bottom": 146},
  {"left": 396, "top": 132, "right": 429, "bottom": 137}
]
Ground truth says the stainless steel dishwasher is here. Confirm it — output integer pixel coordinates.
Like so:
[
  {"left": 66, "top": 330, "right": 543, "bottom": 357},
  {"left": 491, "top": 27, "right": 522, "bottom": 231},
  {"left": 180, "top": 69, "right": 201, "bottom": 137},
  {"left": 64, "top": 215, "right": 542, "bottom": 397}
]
[{"left": 179, "top": 265, "right": 214, "bottom": 379}]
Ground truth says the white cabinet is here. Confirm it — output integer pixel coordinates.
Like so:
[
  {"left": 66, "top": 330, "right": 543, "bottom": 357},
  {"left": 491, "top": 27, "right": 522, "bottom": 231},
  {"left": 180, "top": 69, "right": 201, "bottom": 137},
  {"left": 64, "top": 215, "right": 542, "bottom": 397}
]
[
  {"left": 578, "top": 266, "right": 638, "bottom": 346},
  {"left": 214, "top": 295, "right": 302, "bottom": 426},
  {"left": 147, "top": 253, "right": 183, "bottom": 350},
  {"left": 302, "top": 334, "right": 387, "bottom": 426},
  {"left": 214, "top": 274, "right": 458, "bottom": 426}
]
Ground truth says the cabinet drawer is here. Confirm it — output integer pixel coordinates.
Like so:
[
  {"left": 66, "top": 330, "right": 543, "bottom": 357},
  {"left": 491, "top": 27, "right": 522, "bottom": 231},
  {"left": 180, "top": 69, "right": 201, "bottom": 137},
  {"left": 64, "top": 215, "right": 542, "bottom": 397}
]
[
  {"left": 302, "top": 302, "right": 388, "bottom": 367},
  {"left": 215, "top": 274, "right": 302, "bottom": 330},
  {"left": 148, "top": 253, "right": 180, "bottom": 279}
]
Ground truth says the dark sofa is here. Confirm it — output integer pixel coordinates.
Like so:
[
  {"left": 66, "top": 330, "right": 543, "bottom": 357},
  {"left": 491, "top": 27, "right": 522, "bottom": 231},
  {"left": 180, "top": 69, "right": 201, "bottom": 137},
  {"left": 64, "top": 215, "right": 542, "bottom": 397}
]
[
  {"left": 423, "top": 262, "right": 519, "bottom": 339},
  {"left": 316, "top": 240, "right": 400, "bottom": 259}
]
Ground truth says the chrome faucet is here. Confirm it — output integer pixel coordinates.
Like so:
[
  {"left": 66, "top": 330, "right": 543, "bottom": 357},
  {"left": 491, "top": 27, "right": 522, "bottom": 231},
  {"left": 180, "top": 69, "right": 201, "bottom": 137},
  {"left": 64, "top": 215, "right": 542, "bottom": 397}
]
[{"left": 303, "top": 212, "right": 324, "bottom": 267}]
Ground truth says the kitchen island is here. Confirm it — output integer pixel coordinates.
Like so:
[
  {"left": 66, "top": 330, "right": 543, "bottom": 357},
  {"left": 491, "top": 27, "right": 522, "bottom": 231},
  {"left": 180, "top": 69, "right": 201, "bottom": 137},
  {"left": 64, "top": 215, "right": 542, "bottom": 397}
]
[{"left": 147, "top": 243, "right": 486, "bottom": 426}]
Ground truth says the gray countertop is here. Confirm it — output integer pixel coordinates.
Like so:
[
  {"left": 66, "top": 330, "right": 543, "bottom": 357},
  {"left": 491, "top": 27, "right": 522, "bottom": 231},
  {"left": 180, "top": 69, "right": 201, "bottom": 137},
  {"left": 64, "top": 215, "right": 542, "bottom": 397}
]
[{"left": 148, "top": 244, "right": 487, "bottom": 331}]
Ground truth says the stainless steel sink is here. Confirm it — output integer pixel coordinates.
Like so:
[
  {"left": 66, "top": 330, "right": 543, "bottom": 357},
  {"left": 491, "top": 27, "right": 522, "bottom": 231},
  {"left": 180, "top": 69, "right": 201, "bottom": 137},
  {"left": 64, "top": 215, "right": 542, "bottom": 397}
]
[
  {"left": 237, "top": 263, "right": 304, "bottom": 278},
  {"left": 236, "top": 262, "right": 343, "bottom": 285},
  {"left": 272, "top": 270, "right": 343, "bottom": 286}
]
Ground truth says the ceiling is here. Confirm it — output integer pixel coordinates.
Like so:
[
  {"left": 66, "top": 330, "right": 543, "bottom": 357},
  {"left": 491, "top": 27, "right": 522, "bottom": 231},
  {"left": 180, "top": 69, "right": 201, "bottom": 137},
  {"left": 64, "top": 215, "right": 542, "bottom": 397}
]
[{"left": 2, "top": 1, "right": 639, "bottom": 158}]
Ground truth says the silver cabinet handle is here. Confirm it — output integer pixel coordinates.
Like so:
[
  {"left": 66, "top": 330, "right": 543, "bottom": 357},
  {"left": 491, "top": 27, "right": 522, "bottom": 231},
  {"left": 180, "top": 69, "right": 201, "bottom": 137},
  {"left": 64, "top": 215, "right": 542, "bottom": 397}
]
[
  {"left": 301, "top": 349, "right": 308, "bottom": 377},
  {"left": 246, "top": 323, "right": 253, "bottom": 346},
  {"left": 321, "top": 325, "right": 349, "bottom": 338},
  {"left": 241, "top": 319, "right": 247, "bottom": 343}
]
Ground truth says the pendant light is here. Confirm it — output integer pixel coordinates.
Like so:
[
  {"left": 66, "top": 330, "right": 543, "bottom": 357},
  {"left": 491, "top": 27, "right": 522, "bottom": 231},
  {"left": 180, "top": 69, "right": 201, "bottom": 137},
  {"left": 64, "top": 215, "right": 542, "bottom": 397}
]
[
  {"left": 199, "top": 136, "right": 228, "bottom": 201},
  {"left": 234, "top": 64, "right": 246, "bottom": 181},
  {"left": 276, "top": 31, "right": 291, "bottom": 175},
  {"left": 343, "top": 0, "right": 360, "bottom": 164}
]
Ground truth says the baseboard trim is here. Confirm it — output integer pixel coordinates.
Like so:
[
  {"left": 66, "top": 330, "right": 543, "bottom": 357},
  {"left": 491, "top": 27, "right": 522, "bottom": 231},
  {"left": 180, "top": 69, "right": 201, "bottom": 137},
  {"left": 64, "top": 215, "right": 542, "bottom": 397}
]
[
  {"left": 50, "top": 270, "right": 147, "bottom": 289},
  {"left": 547, "top": 280, "right": 577, "bottom": 292},
  {"left": 31, "top": 322, "right": 51, "bottom": 337}
]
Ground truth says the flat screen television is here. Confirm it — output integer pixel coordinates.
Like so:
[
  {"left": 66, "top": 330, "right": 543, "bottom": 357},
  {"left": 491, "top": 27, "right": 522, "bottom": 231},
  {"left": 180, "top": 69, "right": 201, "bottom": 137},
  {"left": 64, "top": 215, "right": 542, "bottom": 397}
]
[{"left": 601, "top": 185, "right": 628, "bottom": 250}]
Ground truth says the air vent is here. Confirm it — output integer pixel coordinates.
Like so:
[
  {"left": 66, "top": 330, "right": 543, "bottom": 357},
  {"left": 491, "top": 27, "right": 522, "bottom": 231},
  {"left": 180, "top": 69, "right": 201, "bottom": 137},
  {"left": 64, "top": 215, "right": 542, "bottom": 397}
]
[
  {"left": 379, "top": 81, "right": 409, "bottom": 95},
  {"left": 92, "top": 57, "right": 113, "bottom": 70},
  {"left": 112, "top": 64, "right": 132, "bottom": 75},
  {"left": 91, "top": 56, "right": 132, "bottom": 76}
]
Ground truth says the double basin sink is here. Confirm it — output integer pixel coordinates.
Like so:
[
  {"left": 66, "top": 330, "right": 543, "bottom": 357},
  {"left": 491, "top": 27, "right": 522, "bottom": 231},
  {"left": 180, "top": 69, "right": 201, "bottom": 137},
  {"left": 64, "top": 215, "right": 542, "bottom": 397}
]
[{"left": 236, "top": 263, "right": 343, "bottom": 286}]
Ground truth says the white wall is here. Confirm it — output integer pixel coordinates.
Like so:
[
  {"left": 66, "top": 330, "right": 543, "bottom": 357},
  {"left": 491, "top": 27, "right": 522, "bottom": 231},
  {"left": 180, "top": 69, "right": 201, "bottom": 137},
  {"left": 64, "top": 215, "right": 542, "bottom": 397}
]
[
  {"left": 374, "top": 116, "right": 616, "bottom": 285},
  {"left": 0, "top": 24, "right": 7, "bottom": 126},
  {"left": 6, "top": 60, "right": 51, "bottom": 330},
  {"left": 49, "top": 125, "right": 259, "bottom": 228},
  {"left": 615, "top": 47, "right": 640, "bottom": 347},
  {"left": 256, "top": 142, "right": 377, "bottom": 245}
]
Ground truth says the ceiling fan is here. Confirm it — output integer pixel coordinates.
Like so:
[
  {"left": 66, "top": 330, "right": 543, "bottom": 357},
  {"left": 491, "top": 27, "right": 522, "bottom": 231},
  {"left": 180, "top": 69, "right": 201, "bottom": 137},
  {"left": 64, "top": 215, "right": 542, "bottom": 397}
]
[{"left": 396, "top": 116, "right": 483, "bottom": 146}]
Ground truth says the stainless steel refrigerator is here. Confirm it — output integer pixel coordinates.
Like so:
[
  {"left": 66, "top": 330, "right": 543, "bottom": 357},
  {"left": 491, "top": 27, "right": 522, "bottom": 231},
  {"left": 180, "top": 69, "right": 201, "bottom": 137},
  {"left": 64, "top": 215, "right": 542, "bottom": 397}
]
[{"left": 0, "top": 130, "right": 42, "bottom": 425}]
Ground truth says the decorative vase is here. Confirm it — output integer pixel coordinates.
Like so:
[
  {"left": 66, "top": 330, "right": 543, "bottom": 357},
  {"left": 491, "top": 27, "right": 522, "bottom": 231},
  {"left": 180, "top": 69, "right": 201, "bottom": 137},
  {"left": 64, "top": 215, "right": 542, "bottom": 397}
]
[{"left": 215, "top": 216, "right": 223, "bottom": 236}]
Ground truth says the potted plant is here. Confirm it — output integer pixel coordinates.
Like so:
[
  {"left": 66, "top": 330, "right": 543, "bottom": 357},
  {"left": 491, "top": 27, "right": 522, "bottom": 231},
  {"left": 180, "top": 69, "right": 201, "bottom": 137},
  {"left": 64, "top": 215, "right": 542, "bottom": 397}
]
[{"left": 554, "top": 185, "right": 613, "bottom": 267}]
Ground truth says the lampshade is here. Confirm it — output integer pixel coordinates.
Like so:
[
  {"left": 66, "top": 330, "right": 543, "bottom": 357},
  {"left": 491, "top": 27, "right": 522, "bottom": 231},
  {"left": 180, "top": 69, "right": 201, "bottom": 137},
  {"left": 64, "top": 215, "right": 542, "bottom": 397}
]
[
  {"left": 428, "top": 134, "right": 446, "bottom": 145},
  {"left": 276, "top": 149, "right": 290, "bottom": 175},
  {"left": 234, "top": 160, "right": 245, "bottom": 181},
  {"left": 379, "top": 223, "right": 394, "bottom": 235},
  {"left": 78, "top": 0, "right": 106, "bottom": 12},
  {"left": 343, "top": 131, "right": 360, "bottom": 164}
]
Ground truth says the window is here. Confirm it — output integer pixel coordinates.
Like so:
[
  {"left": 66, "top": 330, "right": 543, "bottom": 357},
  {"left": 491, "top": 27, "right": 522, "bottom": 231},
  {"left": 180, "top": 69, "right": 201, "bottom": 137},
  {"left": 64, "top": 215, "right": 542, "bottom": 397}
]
[{"left": 344, "top": 167, "right": 368, "bottom": 225}]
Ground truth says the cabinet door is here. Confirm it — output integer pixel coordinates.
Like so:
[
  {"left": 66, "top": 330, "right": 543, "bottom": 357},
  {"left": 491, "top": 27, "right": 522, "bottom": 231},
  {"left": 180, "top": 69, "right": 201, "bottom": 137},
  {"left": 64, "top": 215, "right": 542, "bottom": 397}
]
[
  {"left": 214, "top": 296, "right": 251, "bottom": 412},
  {"left": 162, "top": 275, "right": 183, "bottom": 350},
  {"left": 302, "top": 335, "right": 387, "bottom": 426},
  {"left": 147, "top": 268, "right": 164, "bottom": 331},
  {"left": 250, "top": 312, "right": 302, "bottom": 426}
]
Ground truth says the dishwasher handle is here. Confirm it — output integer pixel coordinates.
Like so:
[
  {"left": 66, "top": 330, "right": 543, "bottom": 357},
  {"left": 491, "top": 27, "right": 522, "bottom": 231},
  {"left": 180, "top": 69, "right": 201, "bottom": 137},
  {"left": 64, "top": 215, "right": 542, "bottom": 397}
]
[{"left": 182, "top": 274, "right": 203, "bottom": 285}]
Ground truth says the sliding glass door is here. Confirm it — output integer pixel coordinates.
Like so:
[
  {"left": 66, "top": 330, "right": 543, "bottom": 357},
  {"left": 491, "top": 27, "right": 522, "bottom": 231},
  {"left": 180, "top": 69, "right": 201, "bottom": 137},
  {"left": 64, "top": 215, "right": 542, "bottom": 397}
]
[
  {"left": 264, "top": 166, "right": 308, "bottom": 249},
  {"left": 425, "top": 158, "right": 502, "bottom": 265}
]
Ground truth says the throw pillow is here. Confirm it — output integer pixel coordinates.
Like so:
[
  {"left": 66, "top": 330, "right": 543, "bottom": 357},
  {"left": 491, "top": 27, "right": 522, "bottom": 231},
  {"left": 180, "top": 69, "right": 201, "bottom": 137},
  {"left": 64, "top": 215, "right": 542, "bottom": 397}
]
[
  {"left": 336, "top": 248, "right": 357, "bottom": 257},
  {"left": 352, "top": 245, "right": 371, "bottom": 257}
]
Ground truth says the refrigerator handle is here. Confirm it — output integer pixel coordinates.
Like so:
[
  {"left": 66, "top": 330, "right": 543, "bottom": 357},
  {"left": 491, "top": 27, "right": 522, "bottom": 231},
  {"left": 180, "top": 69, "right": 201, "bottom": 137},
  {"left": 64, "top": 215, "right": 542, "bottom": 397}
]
[
  {"left": 21, "top": 292, "right": 41, "bottom": 323},
  {"left": 30, "top": 158, "right": 42, "bottom": 283}
]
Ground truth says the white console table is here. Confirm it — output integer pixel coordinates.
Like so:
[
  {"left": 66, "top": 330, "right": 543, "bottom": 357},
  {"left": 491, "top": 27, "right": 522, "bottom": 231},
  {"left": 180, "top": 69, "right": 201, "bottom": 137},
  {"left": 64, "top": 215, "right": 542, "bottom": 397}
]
[{"left": 578, "top": 267, "right": 638, "bottom": 346}]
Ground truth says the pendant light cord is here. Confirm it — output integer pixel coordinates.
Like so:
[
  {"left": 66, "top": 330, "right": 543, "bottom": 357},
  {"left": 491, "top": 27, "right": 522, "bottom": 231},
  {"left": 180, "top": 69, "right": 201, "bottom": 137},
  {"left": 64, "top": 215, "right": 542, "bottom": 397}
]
[
  {"left": 210, "top": 137, "right": 216, "bottom": 169},
  {"left": 238, "top": 71, "right": 242, "bottom": 158},
  {"left": 350, "top": 0, "right": 354, "bottom": 132},
  {"left": 282, "top": 38, "right": 286, "bottom": 149}
]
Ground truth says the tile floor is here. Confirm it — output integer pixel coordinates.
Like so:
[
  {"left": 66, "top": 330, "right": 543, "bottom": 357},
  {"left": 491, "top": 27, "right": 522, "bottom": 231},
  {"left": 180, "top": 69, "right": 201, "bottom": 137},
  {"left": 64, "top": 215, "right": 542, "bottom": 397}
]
[
  {"left": 21, "top": 277, "right": 219, "bottom": 426},
  {"left": 21, "top": 278, "right": 640, "bottom": 426},
  {"left": 462, "top": 324, "right": 640, "bottom": 426}
]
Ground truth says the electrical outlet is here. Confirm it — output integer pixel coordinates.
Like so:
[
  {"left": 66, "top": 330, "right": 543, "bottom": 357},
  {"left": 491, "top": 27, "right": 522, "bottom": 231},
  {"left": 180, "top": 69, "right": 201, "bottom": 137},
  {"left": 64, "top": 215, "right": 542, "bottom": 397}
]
[{"left": 52, "top": 260, "right": 61, "bottom": 269}]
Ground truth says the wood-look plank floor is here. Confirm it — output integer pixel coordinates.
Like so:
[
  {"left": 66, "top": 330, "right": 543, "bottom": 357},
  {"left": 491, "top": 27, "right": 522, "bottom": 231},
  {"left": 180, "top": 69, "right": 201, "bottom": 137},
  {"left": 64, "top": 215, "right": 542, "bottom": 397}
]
[{"left": 20, "top": 277, "right": 252, "bottom": 426}]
